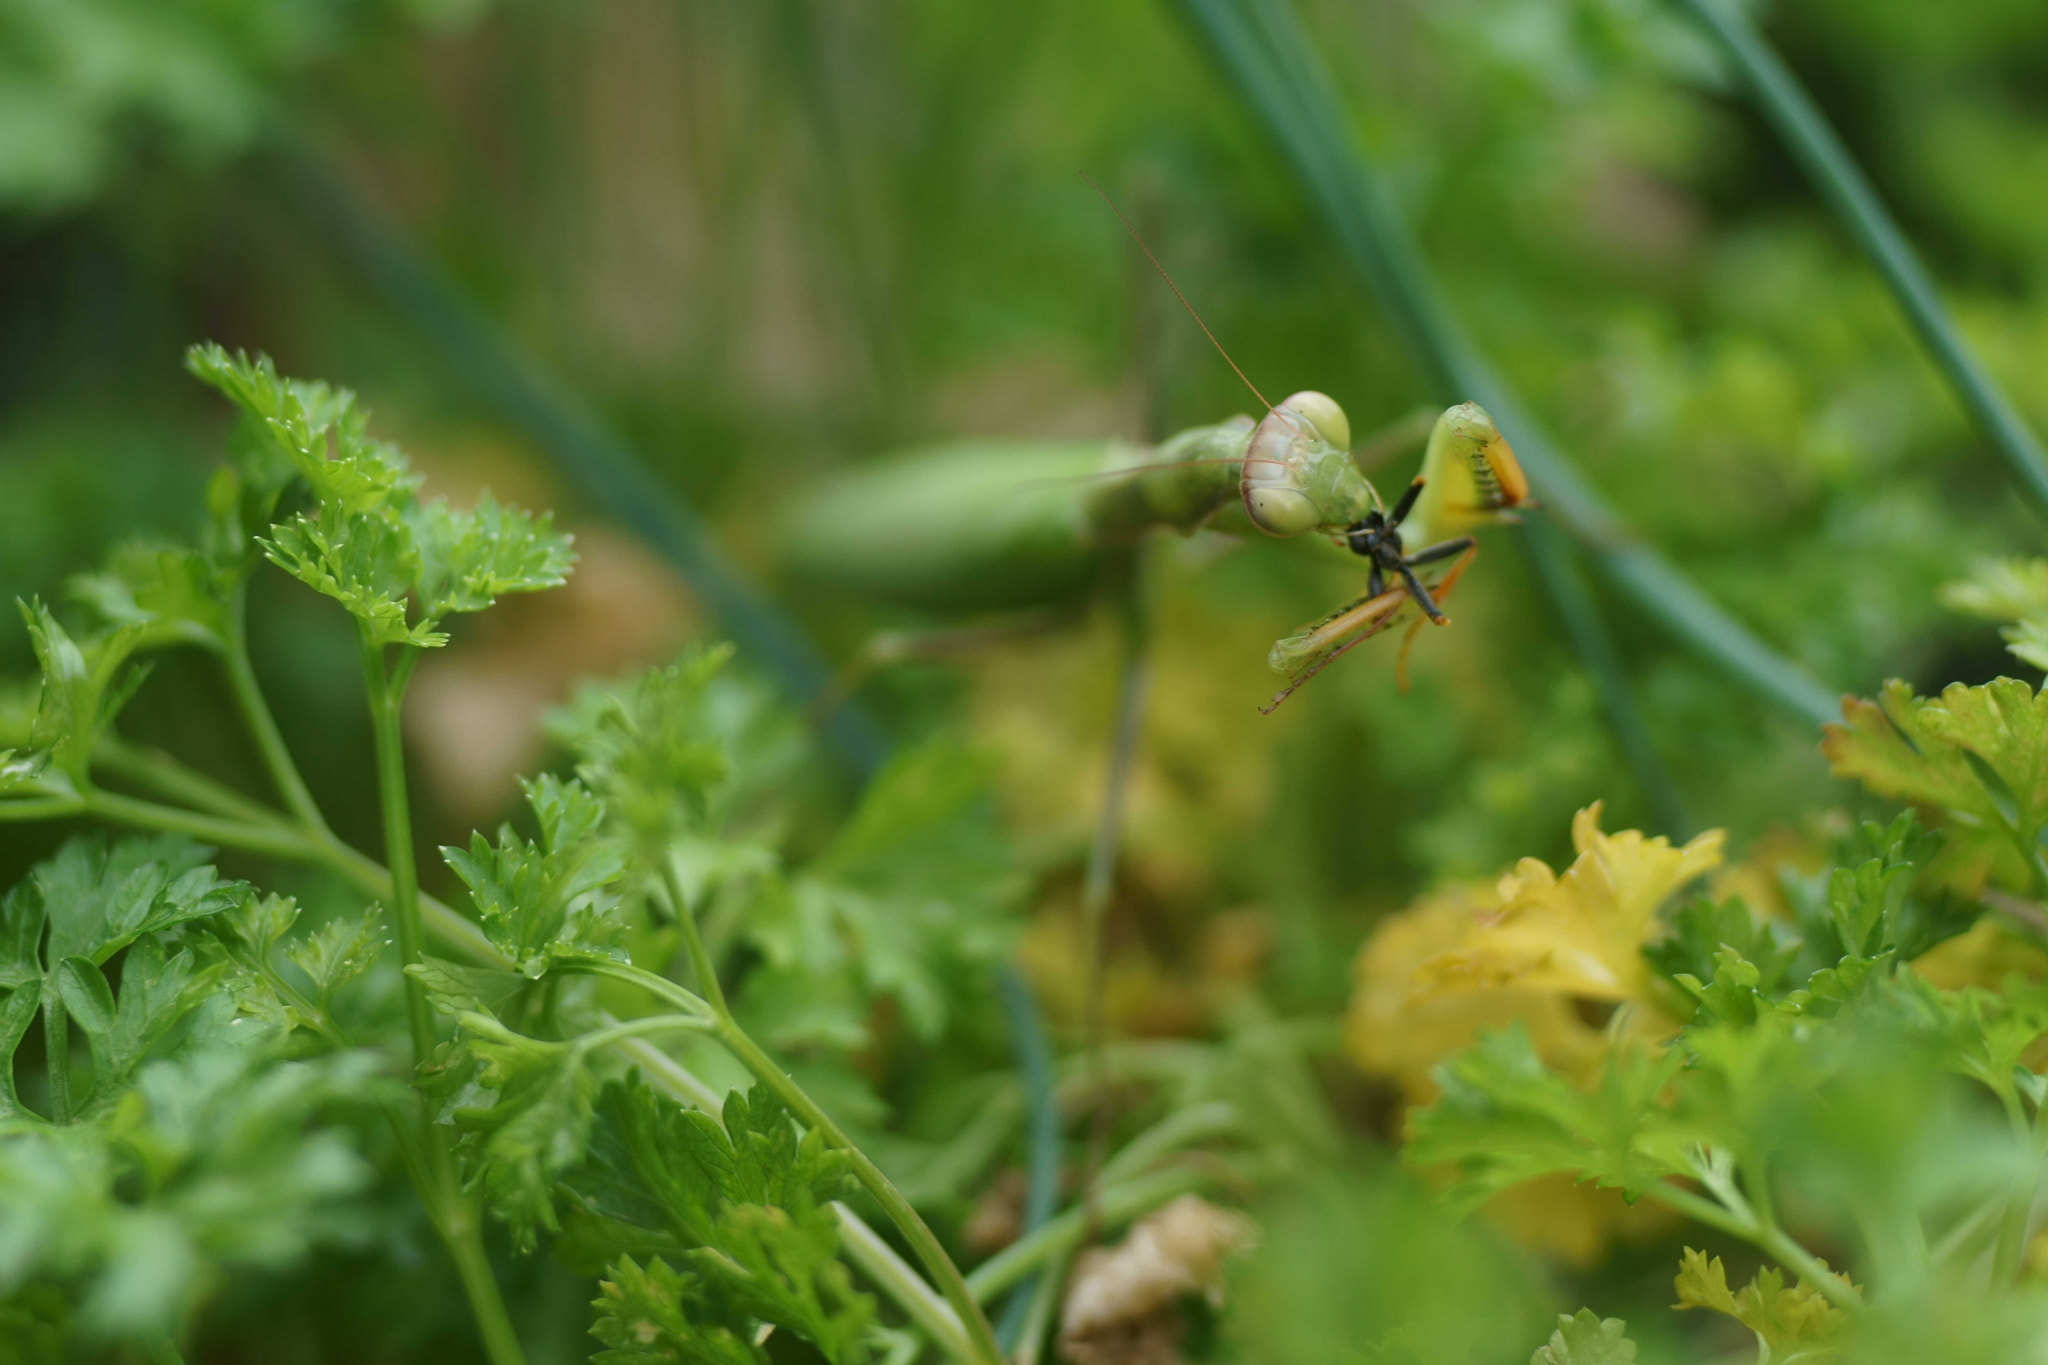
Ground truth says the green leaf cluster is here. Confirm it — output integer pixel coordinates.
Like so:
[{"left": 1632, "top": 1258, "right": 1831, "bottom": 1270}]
[
  {"left": 187, "top": 344, "right": 573, "bottom": 649},
  {"left": 573, "top": 1078, "right": 873, "bottom": 1365},
  {"left": 0, "top": 836, "right": 381, "bottom": 1341},
  {"left": 444, "top": 773, "right": 630, "bottom": 977}
]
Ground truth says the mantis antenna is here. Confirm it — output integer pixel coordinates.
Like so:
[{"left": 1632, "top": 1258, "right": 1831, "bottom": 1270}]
[{"left": 1083, "top": 174, "right": 1275, "bottom": 416}]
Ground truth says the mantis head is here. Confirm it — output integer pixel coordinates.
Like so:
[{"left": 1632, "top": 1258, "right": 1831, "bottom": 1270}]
[{"left": 1241, "top": 390, "right": 1371, "bottom": 537}]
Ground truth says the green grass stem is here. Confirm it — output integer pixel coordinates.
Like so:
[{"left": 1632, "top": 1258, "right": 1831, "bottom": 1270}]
[
  {"left": 1173, "top": 0, "right": 1838, "bottom": 731},
  {"left": 256, "top": 138, "right": 888, "bottom": 779},
  {"left": 1672, "top": 0, "right": 2048, "bottom": 521}
]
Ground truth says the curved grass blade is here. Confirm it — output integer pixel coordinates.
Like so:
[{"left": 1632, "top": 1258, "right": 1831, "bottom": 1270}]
[
  {"left": 1172, "top": 0, "right": 1836, "bottom": 731},
  {"left": 255, "top": 138, "right": 888, "bottom": 779},
  {"left": 1673, "top": 0, "right": 2048, "bottom": 521}
]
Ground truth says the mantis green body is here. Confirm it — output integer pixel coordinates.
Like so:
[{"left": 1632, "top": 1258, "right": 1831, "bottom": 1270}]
[{"left": 782, "top": 395, "right": 1521, "bottom": 703}]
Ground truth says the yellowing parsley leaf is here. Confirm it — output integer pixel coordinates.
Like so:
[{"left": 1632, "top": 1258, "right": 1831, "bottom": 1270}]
[
  {"left": 1672, "top": 1247, "right": 1847, "bottom": 1357},
  {"left": 1530, "top": 1309, "right": 1636, "bottom": 1364},
  {"left": 1349, "top": 806, "right": 1719, "bottom": 1105},
  {"left": 1941, "top": 559, "right": 2048, "bottom": 672},
  {"left": 1822, "top": 679, "right": 2048, "bottom": 893},
  {"left": 1420, "top": 803, "right": 1724, "bottom": 1003}
]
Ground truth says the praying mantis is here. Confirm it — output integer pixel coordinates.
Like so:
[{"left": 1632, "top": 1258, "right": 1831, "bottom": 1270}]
[
  {"left": 784, "top": 187, "right": 1529, "bottom": 712},
  {"left": 782, "top": 368, "right": 1529, "bottom": 712}
]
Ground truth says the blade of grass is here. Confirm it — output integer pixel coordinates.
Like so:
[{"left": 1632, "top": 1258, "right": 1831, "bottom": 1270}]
[
  {"left": 1173, "top": 0, "right": 1838, "bottom": 730},
  {"left": 1191, "top": 0, "right": 1692, "bottom": 825},
  {"left": 253, "top": 137, "right": 889, "bottom": 779},
  {"left": 1672, "top": 0, "right": 2048, "bottom": 520}
]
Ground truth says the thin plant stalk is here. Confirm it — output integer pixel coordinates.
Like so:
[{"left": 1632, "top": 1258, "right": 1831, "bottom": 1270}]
[
  {"left": 256, "top": 138, "right": 887, "bottom": 779},
  {"left": 359, "top": 635, "right": 436, "bottom": 1065},
  {"left": 570, "top": 958, "right": 1008, "bottom": 1365},
  {"left": 833, "top": 1203, "right": 977, "bottom": 1365},
  {"left": 357, "top": 630, "right": 529, "bottom": 1365},
  {"left": 1173, "top": 0, "right": 1837, "bottom": 729},
  {"left": 1672, "top": 0, "right": 2048, "bottom": 520},
  {"left": 964, "top": 1166, "right": 1216, "bottom": 1303},
  {"left": 223, "top": 584, "right": 331, "bottom": 834},
  {"left": 1081, "top": 548, "right": 1150, "bottom": 1233}
]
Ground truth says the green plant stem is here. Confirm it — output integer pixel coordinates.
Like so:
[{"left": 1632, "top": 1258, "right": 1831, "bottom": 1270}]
[
  {"left": 1010, "top": 1247, "right": 1070, "bottom": 1365},
  {"left": 0, "top": 795, "right": 88, "bottom": 822},
  {"left": 1671, "top": 0, "right": 2048, "bottom": 520},
  {"left": 568, "top": 957, "right": 1003, "bottom": 1365},
  {"left": 661, "top": 852, "right": 728, "bottom": 1014},
  {"left": 357, "top": 631, "right": 528, "bottom": 1365},
  {"left": 833, "top": 1202, "right": 977, "bottom": 1365},
  {"left": 41, "top": 994, "right": 71, "bottom": 1125},
  {"left": 1097, "top": 1102, "right": 1239, "bottom": 1187},
  {"left": 712, "top": 1018, "right": 1006, "bottom": 1365},
  {"left": 441, "top": 1202, "right": 529, "bottom": 1365},
  {"left": 1645, "top": 1181, "right": 1861, "bottom": 1311},
  {"left": 359, "top": 634, "right": 436, "bottom": 1065},
  {"left": 84, "top": 789, "right": 324, "bottom": 862},
  {"left": 96, "top": 735, "right": 291, "bottom": 830},
  {"left": 1080, "top": 548, "right": 1148, "bottom": 1235},
  {"left": 1994, "top": 1089, "right": 2035, "bottom": 1283},
  {"left": 964, "top": 1166, "right": 1214, "bottom": 1303},
  {"left": 223, "top": 583, "right": 331, "bottom": 834}
]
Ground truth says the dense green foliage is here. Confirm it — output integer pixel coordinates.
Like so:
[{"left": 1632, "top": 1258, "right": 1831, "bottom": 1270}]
[{"left": 6, "top": 0, "right": 2048, "bottom": 1363}]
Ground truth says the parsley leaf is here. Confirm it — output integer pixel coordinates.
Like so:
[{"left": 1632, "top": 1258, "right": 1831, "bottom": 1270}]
[
  {"left": 1941, "top": 558, "right": 2048, "bottom": 672},
  {"left": 442, "top": 774, "right": 629, "bottom": 977},
  {"left": 591, "top": 1255, "right": 764, "bottom": 1365},
  {"left": 564, "top": 1078, "right": 873, "bottom": 1365},
  {"left": 187, "top": 344, "right": 572, "bottom": 648},
  {"left": 1403, "top": 1026, "right": 1697, "bottom": 1210},
  {"left": 1530, "top": 1310, "right": 1637, "bottom": 1365},
  {"left": 1672, "top": 1247, "right": 1846, "bottom": 1359},
  {"left": 0, "top": 1038, "right": 378, "bottom": 1337},
  {"left": 18, "top": 601, "right": 148, "bottom": 785},
  {"left": 1823, "top": 678, "right": 2048, "bottom": 893}
]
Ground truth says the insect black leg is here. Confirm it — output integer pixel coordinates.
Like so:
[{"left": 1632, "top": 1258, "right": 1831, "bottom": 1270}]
[
  {"left": 1387, "top": 477, "right": 1426, "bottom": 527},
  {"left": 1403, "top": 535, "right": 1475, "bottom": 568},
  {"left": 1397, "top": 562, "right": 1447, "bottom": 623},
  {"left": 1367, "top": 565, "right": 1384, "bottom": 598}
]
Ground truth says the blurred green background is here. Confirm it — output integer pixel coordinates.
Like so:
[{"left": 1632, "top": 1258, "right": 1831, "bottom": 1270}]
[
  {"left": 9, "top": 0, "right": 2048, "bottom": 1013},
  {"left": 1, "top": 0, "right": 2045, "bottom": 1353}
]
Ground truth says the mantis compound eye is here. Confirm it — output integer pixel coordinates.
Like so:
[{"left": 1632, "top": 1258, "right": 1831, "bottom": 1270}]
[
  {"left": 1277, "top": 390, "right": 1350, "bottom": 451},
  {"left": 1245, "top": 486, "right": 1321, "bottom": 537},
  {"left": 1241, "top": 407, "right": 1326, "bottom": 537}
]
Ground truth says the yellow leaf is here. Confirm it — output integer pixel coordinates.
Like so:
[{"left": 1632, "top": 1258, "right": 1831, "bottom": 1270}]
[
  {"left": 1417, "top": 803, "right": 1724, "bottom": 1004},
  {"left": 1347, "top": 883, "right": 1614, "bottom": 1102},
  {"left": 1673, "top": 1248, "right": 1848, "bottom": 1355}
]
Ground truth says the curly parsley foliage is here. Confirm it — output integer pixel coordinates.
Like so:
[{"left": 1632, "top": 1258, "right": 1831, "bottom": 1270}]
[
  {"left": 0, "top": 837, "right": 383, "bottom": 1341},
  {"left": 1823, "top": 677, "right": 2048, "bottom": 895},
  {"left": 1529, "top": 1310, "right": 1637, "bottom": 1365},
  {"left": 444, "top": 773, "right": 630, "bottom": 977},
  {"left": 186, "top": 344, "right": 574, "bottom": 649},
  {"left": 569, "top": 1078, "right": 874, "bottom": 1365}
]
